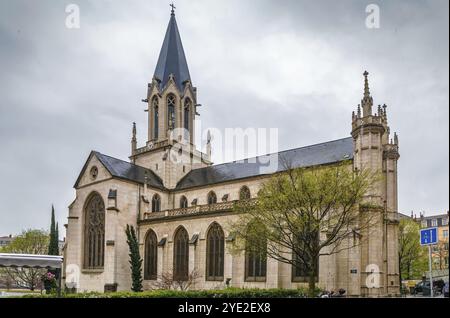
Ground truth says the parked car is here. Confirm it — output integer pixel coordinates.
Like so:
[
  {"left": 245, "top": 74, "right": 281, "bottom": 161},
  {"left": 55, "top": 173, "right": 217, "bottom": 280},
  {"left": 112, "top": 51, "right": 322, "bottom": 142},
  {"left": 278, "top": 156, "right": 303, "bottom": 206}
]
[
  {"left": 434, "top": 279, "right": 445, "bottom": 294},
  {"left": 443, "top": 282, "right": 449, "bottom": 298},
  {"left": 413, "top": 279, "right": 445, "bottom": 296},
  {"left": 413, "top": 281, "right": 429, "bottom": 295}
]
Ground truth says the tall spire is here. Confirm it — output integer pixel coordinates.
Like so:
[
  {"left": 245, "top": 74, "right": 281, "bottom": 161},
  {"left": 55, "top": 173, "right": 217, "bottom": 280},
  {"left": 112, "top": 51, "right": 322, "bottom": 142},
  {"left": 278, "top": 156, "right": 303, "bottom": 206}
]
[
  {"left": 361, "top": 71, "right": 373, "bottom": 117},
  {"left": 153, "top": 7, "right": 191, "bottom": 92}
]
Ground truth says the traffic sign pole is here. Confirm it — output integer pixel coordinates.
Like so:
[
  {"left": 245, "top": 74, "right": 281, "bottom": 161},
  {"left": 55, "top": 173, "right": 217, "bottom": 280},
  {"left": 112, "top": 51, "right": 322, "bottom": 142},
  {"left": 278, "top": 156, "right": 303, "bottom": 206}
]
[
  {"left": 428, "top": 245, "right": 434, "bottom": 298},
  {"left": 420, "top": 227, "right": 438, "bottom": 298}
]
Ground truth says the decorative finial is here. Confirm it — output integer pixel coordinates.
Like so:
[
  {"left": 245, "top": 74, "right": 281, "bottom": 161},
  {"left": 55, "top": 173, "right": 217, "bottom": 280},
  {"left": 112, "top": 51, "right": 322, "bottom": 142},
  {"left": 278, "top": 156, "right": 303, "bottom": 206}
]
[
  {"left": 170, "top": 2, "right": 176, "bottom": 15},
  {"left": 357, "top": 104, "right": 361, "bottom": 117},
  {"left": 363, "top": 71, "right": 370, "bottom": 98},
  {"left": 131, "top": 122, "right": 137, "bottom": 157}
]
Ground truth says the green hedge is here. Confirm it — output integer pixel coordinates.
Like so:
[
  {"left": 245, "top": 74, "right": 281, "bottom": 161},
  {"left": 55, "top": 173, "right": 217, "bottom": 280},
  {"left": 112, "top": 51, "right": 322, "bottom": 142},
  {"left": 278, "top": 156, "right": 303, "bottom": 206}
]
[{"left": 21, "top": 288, "right": 314, "bottom": 298}]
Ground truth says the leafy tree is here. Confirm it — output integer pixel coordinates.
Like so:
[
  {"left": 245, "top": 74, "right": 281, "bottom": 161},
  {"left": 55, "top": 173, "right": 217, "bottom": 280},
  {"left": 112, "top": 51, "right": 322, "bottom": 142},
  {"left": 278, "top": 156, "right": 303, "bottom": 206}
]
[
  {"left": 230, "top": 161, "right": 378, "bottom": 297},
  {"left": 125, "top": 224, "right": 143, "bottom": 292},
  {"left": 398, "top": 218, "right": 428, "bottom": 281},
  {"left": 2, "top": 229, "right": 49, "bottom": 290},
  {"left": 432, "top": 241, "right": 449, "bottom": 270}
]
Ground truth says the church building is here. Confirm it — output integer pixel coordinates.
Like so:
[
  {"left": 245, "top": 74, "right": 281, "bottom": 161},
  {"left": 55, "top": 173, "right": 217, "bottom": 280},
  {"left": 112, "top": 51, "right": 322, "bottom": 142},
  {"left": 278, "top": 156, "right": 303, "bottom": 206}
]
[{"left": 64, "top": 8, "right": 401, "bottom": 297}]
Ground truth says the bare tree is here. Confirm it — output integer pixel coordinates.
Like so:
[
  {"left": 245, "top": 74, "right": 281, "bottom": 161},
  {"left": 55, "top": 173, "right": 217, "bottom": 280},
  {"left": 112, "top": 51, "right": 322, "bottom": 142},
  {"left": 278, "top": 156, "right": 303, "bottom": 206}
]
[
  {"left": 229, "top": 160, "right": 379, "bottom": 296},
  {"left": 150, "top": 268, "right": 202, "bottom": 291},
  {"left": 0, "top": 270, "right": 14, "bottom": 290},
  {"left": 1, "top": 229, "right": 49, "bottom": 291}
]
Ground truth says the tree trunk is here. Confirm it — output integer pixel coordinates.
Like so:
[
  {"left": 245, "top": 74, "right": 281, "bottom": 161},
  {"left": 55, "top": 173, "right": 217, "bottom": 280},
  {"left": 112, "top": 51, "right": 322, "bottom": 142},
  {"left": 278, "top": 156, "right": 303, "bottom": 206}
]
[
  {"left": 406, "top": 263, "right": 410, "bottom": 280},
  {"left": 308, "top": 274, "right": 316, "bottom": 298}
]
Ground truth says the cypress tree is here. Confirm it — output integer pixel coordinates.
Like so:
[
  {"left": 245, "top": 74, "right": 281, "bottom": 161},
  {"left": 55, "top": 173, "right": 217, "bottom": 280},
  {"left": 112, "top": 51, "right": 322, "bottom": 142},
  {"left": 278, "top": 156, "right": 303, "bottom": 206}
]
[
  {"left": 48, "top": 205, "right": 58, "bottom": 255},
  {"left": 125, "top": 224, "right": 143, "bottom": 292}
]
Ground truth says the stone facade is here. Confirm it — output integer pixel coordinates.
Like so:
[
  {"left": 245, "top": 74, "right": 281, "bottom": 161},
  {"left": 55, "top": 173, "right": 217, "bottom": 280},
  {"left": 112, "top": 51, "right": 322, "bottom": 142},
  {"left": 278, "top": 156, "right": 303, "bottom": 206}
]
[{"left": 64, "top": 11, "right": 401, "bottom": 296}]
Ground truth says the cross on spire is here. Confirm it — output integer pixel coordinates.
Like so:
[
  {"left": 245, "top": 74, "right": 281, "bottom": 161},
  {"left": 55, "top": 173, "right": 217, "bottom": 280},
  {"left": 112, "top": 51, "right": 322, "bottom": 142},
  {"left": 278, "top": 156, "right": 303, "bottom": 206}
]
[{"left": 170, "top": 2, "right": 176, "bottom": 15}]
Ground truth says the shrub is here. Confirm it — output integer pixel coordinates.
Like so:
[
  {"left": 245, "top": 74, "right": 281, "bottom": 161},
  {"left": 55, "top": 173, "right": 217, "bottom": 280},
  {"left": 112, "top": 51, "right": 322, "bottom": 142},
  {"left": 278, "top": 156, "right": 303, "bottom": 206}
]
[{"left": 21, "top": 287, "right": 314, "bottom": 298}]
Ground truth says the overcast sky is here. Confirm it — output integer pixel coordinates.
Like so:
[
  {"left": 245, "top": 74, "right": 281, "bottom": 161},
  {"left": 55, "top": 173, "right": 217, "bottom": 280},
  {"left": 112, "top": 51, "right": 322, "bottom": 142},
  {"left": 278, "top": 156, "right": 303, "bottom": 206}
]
[{"left": 0, "top": 0, "right": 448, "bottom": 237}]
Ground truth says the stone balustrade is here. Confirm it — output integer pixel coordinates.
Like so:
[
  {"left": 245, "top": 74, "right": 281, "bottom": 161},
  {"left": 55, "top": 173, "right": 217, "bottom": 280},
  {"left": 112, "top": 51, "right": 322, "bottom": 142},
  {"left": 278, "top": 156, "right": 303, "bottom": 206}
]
[{"left": 142, "top": 199, "right": 256, "bottom": 221}]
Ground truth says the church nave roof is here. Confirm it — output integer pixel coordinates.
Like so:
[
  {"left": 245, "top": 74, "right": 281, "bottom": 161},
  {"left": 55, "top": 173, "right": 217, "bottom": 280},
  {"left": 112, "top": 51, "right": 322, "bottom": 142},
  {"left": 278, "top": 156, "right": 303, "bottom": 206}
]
[{"left": 175, "top": 137, "right": 354, "bottom": 190}]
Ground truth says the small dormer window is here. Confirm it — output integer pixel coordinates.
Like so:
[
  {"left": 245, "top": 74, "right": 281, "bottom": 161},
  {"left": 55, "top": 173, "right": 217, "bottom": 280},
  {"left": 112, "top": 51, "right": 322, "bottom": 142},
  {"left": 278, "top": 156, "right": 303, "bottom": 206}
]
[
  {"left": 152, "top": 194, "right": 161, "bottom": 212},
  {"left": 239, "top": 186, "right": 251, "bottom": 200},
  {"left": 208, "top": 191, "right": 217, "bottom": 205},
  {"left": 90, "top": 166, "right": 98, "bottom": 180},
  {"left": 180, "top": 196, "right": 188, "bottom": 209}
]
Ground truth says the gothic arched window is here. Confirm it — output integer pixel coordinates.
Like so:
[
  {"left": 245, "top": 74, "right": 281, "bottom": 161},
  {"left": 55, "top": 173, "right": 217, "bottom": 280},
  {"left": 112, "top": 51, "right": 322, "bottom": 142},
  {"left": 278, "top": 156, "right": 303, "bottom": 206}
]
[
  {"left": 152, "top": 194, "right": 161, "bottom": 212},
  {"left": 239, "top": 186, "right": 251, "bottom": 200},
  {"left": 206, "top": 223, "right": 225, "bottom": 281},
  {"left": 84, "top": 193, "right": 105, "bottom": 269},
  {"left": 184, "top": 99, "right": 191, "bottom": 139},
  {"left": 207, "top": 191, "right": 217, "bottom": 205},
  {"left": 292, "top": 234, "right": 319, "bottom": 282},
  {"left": 180, "top": 196, "right": 188, "bottom": 209},
  {"left": 167, "top": 95, "right": 176, "bottom": 131},
  {"left": 152, "top": 97, "right": 159, "bottom": 140},
  {"left": 144, "top": 230, "right": 158, "bottom": 280},
  {"left": 245, "top": 221, "right": 267, "bottom": 282},
  {"left": 173, "top": 227, "right": 189, "bottom": 281}
]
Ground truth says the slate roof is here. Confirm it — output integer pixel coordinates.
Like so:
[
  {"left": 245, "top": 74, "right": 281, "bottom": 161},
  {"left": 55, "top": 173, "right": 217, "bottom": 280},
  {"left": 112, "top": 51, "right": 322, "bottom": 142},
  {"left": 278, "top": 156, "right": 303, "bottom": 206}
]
[
  {"left": 175, "top": 137, "right": 354, "bottom": 190},
  {"left": 154, "top": 12, "right": 191, "bottom": 92},
  {"left": 75, "top": 138, "right": 353, "bottom": 192},
  {"left": 74, "top": 152, "right": 165, "bottom": 190}
]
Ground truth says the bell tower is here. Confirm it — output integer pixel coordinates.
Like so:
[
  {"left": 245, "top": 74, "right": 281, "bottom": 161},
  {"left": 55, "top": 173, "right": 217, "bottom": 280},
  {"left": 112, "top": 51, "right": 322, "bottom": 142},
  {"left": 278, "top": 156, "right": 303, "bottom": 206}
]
[{"left": 129, "top": 7, "right": 211, "bottom": 189}]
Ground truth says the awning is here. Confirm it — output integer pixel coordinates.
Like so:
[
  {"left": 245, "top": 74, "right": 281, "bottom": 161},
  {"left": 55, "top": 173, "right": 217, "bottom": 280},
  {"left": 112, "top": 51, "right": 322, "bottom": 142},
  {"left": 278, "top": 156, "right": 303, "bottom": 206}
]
[{"left": 0, "top": 253, "right": 63, "bottom": 269}]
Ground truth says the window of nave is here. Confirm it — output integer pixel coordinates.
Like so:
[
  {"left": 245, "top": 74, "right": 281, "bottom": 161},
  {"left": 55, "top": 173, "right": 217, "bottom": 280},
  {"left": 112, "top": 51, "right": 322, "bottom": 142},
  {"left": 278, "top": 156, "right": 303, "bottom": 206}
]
[
  {"left": 173, "top": 227, "right": 189, "bottom": 281},
  {"left": 206, "top": 223, "right": 225, "bottom": 281},
  {"left": 152, "top": 194, "right": 161, "bottom": 212},
  {"left": 83, "top": 192, "right": 105, "bottom": 270},
  {"left": 245, "top": 221, "right": 267, "bottom": 282},
  {"left": 144, "top": 230, "right": 157, "bottom": 280},
  {"left": 291, "top": 234, "right": 319, "bottom": 283}
]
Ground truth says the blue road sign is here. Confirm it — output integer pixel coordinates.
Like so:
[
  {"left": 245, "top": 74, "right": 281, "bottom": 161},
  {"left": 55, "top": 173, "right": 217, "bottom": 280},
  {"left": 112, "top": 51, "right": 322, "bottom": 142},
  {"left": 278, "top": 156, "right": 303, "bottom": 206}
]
[{"left": 420, "top": 227, "right": 438, "bottom": 246}]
